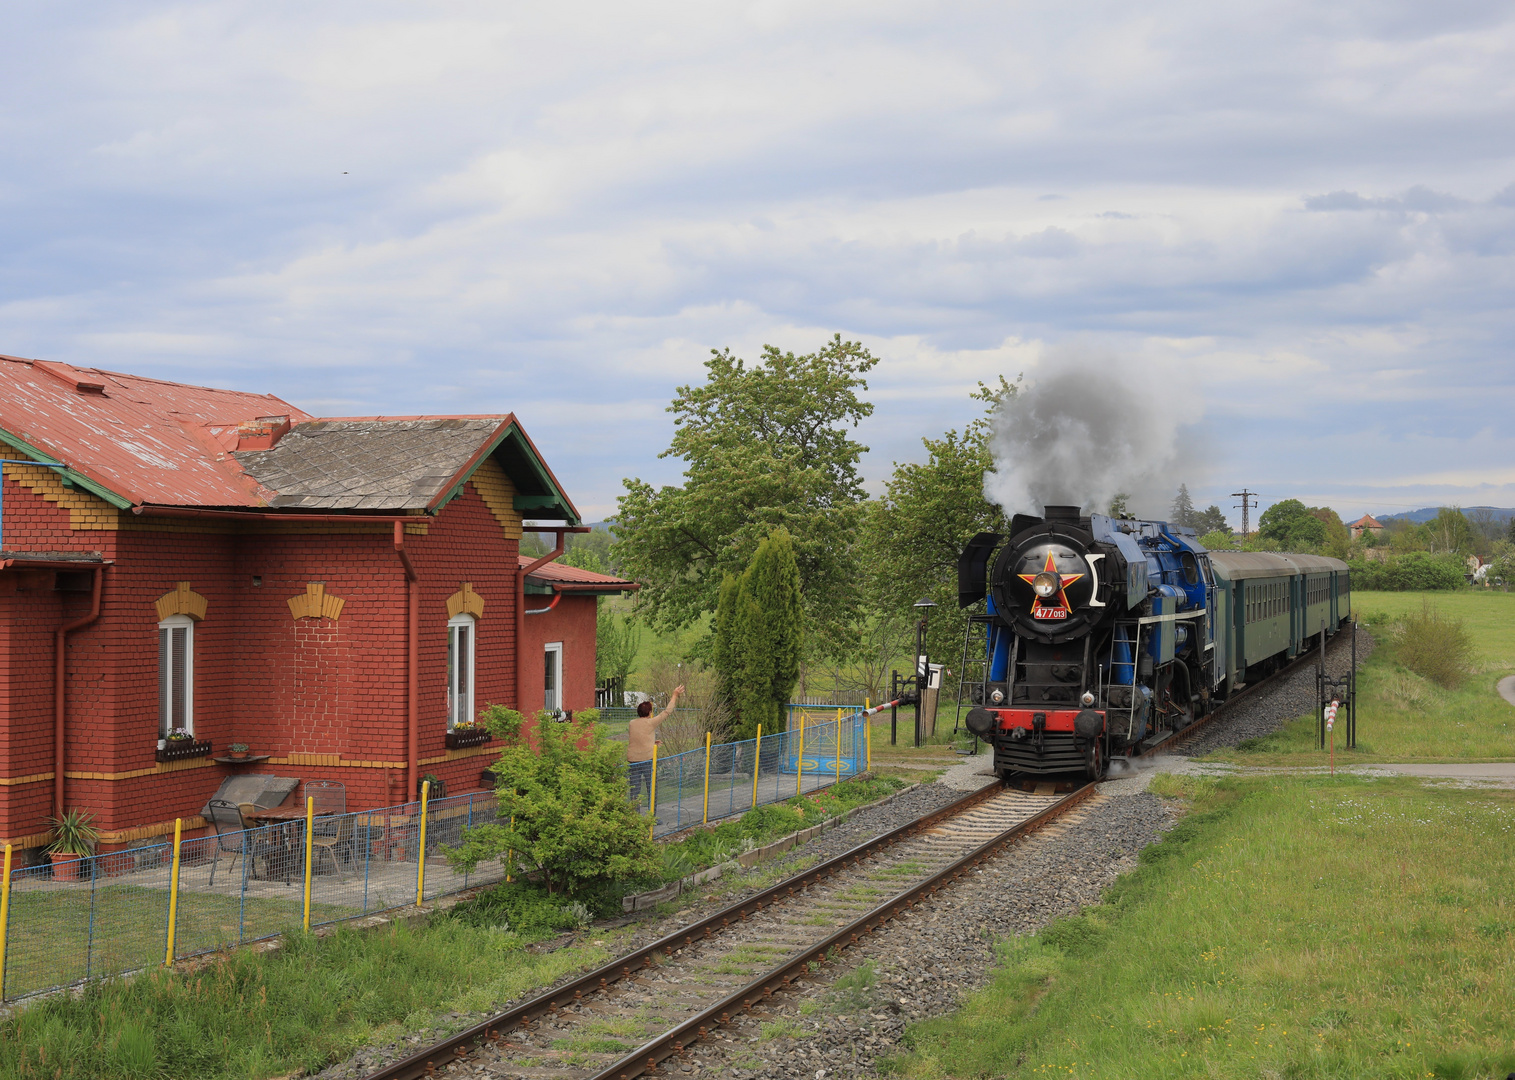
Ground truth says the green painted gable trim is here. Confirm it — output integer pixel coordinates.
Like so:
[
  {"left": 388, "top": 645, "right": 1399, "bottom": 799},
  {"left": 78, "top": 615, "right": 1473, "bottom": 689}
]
[{"left": 0, "top": 426, "right": 134, "bottom": 510}]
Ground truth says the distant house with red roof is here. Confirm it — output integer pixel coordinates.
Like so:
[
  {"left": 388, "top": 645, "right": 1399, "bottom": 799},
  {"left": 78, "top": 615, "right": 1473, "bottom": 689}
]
[
  {"left": 1347, "top": 514, "right": 1384, "bottom": 540},
  {"left": 0, "top": 353, "right": 635, "bottom": 853}
]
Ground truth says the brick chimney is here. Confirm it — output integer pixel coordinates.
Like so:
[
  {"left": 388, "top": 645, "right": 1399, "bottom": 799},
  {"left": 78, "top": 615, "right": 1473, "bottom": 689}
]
[{"left": 236, "top": 415, "right": 292, "bottom": 451}]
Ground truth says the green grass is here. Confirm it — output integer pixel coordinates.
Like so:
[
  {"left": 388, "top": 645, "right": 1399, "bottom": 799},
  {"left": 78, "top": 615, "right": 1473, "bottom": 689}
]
[
  {"left": 0, "top": 902, "right": 624, "bottom": 1079},
  {"left": 888, "top": 773, "right": 1515, "bottom": 1079},
  {"left": 2, "top": 885, "right": 351, "bottom": 1001},
  {"left": 1206, "top": 590, "right": 1515, "bottom": 765}
]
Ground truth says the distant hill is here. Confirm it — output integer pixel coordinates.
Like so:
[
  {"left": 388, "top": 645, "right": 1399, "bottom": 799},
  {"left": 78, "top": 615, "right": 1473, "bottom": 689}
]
[{"left": 1373, "top": 506, "right": 1515, "bottom": 524}]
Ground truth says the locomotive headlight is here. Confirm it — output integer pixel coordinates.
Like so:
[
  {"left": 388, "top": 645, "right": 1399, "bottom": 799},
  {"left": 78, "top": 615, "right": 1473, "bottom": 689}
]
[
  {"left": 989, "top": 687, "right": 1005, "bottom": 704},
  {"left": 1031, "top": 571, "right": 1060, "bottom": 598}
]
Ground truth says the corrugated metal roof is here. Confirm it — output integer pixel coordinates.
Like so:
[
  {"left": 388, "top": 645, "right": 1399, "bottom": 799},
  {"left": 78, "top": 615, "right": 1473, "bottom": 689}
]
[
  {"left": 0, "top": 354, "right": 308, "bottom": 507},
  {"left": 0, "top": 355, "right": 582, "bottom": 523},
  {"left": 520, "top": 555, "right": 639, "bottom": 593}
]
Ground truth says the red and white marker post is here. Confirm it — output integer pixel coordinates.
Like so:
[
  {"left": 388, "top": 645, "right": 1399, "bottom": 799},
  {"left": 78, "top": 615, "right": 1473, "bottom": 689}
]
[{"left": 1324, "top": 699, "right": 1339, "bottom": 775}]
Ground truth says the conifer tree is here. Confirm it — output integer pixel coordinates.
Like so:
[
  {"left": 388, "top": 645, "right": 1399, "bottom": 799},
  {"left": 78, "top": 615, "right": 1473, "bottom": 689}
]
[
  {"left": 1170, "top": 484, "right": 1197, "bottom": 528},
  {"left": 715, "top": 529, "right": 803, "bottom": 738}
]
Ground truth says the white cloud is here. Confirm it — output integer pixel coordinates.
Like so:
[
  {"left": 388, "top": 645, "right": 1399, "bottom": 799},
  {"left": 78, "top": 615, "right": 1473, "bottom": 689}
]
[{"left": 1, "top": 0, "right": 1513, "bottom": 522}]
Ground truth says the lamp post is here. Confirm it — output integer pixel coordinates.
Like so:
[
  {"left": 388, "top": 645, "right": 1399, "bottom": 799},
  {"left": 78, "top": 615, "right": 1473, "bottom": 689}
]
[{"left": 912, "top": 598, "right": 937, "bottom": 748}]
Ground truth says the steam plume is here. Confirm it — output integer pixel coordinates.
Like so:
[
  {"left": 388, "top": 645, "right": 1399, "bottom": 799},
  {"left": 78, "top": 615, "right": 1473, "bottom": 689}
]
[{"left": 983, "top": 355, "right": 1201, "bottom": 519}]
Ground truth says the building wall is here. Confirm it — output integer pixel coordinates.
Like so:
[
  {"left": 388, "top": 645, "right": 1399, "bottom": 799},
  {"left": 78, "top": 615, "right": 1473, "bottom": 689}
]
[
  {"left": 0, "top": 468, "right": 527, "bottom": 846},
  {"left": 517, "top": 593, "right": 598, "bottom": 716}
]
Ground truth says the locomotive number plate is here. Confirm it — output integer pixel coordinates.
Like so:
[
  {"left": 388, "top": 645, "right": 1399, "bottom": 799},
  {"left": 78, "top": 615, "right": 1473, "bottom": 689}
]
[{"left": 1032, "top": 608, "right": 1068, "bottom": 620}]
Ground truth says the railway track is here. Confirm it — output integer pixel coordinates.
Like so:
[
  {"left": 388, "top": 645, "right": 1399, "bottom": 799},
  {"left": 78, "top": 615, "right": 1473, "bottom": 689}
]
[
  {"left": 362, "top": 781, "right": 1092, "bottom": 1080},
  {"left": 364, "top": 625, "right": 1355, "bottom": 1080}
]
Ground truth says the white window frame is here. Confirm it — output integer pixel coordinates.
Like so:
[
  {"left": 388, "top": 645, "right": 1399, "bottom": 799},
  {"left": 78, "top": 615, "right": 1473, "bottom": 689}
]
[
  {"left": 158, "top": 614, "right": 195, "bottom": 736},
  {"left": 448, "top": 613, "right": 476, "bottom": 730},
  {"left": 543, "top": 641, "right": 563, "bottom": 716}
]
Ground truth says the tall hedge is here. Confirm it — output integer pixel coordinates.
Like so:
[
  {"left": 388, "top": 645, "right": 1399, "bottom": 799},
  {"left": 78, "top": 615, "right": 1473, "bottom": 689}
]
[
  {"left": 716, "top": 529, "right": 803, "bottom": 738},
  {"left": 1347, "top": 552, "right": 1467, "bottom": 591}
]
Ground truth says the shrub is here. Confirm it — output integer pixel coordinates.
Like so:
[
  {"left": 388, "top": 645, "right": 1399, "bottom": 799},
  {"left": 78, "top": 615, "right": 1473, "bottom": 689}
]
[
  {"left": 1394, "top": 603, "right": 1474, "bottom": 689},
  {"left": 1347, "top": 552, "right": 1466, "bottom": 591},
  {"left": 444, "top": 706, "right": 661, "bottom": 896}
]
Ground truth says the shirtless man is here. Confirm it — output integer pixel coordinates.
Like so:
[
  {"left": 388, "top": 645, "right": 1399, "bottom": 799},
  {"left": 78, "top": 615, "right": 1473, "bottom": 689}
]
[{"left": 627, "top": 685, "right": 683, "bottom": 803}]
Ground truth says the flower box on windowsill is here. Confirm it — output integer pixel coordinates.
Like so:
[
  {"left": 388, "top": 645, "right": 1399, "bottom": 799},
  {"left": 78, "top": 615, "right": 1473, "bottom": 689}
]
[
  {"left": 156, "top": 739, "right": 212, "bottom": 763},
  {"left": 445, "top": 729, "right": 493, "bottom": 750}
]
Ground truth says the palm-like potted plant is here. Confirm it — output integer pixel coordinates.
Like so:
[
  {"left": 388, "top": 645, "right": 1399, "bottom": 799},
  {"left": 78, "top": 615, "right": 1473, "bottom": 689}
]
[{"left": 45, "top": 808, "right": 100, "bottom": 882}]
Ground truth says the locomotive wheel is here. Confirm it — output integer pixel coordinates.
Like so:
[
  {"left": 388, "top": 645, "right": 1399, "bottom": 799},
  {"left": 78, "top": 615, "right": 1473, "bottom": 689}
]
[{"left": 1085, "top": 738, "right": 1106, "bottom": 781}]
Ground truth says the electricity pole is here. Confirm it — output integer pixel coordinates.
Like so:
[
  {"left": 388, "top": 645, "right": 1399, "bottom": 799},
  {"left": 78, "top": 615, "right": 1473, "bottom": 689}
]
[{"left": 1231, "top": 489, "right": 1258, "bottom": 540}]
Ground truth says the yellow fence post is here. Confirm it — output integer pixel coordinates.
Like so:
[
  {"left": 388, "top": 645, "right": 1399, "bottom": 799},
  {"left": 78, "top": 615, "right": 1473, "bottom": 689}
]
[
  {"left": 648, "top": 744, "right": 660, "bottom": 838},
  {"left": 865, "top": 707, "right": 872, "bottom": 772},
  {"left": 702, "top": 731, "right": 712, "bottom": 823},
  {"left": 751, "top": 724, "right": 762, "bottom": 810},
  {"left": 303, "top": 797, "right": 316, "bottom": 930},
  {"left": 164, "top": 818, "right": 183, "bottom": 966},
  {"left": 415, "top": 780, "right": 430, "bottom": 906},
  {"left": 0, "top": 844, "right": 11, "bottom": 1000},
  {"left": 797, "top": 714, "right": 805, "bottom": 798}
]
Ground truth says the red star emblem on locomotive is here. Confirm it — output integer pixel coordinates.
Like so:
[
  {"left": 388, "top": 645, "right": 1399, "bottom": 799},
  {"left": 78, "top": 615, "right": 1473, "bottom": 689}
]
[{"left": 1019, "top": 552, "right": 1085, "bottom": 620}]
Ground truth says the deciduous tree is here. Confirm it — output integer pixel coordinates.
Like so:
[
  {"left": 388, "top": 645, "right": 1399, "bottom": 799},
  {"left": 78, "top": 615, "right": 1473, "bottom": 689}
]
[{"left": 614, "top": 337, "right": 875, "bottom": 650}]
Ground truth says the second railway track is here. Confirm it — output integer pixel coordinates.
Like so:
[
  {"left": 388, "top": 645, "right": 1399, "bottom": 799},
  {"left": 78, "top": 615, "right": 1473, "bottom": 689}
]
[{"left": 364, "top": 782, "right": 1092, "bottom": 1080}]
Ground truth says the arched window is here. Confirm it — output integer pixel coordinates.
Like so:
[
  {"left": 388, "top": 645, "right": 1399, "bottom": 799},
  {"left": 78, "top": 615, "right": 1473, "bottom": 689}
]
[
  {"left": 159, "top": 614, "right": 195, "bottom": 736},
  {"left": 447, "top": 613, "right": 476, "bottom": 729}
]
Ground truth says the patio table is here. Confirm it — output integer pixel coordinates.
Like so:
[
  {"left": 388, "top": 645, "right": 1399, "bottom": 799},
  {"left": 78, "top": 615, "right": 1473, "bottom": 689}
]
[{"left": 252, "top": 806, "right": 335, "bottom": 883}]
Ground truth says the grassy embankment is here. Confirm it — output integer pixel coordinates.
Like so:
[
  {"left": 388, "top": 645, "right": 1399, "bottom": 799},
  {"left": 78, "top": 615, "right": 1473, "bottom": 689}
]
[
  {"left": 1204, "top": 589, "right": 1515, "bottom": 766},
  {"left": 0, "top": 772, "right": 909, "bottom": 1080},
  {"left": 890, "top": 772, "right": 1515, "bottom": 1079}
]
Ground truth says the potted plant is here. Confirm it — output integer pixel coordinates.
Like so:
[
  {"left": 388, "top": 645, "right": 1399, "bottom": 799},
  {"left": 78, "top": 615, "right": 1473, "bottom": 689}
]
[
  {"left": 445, "top": 719, "right": 493, "bottom": 750},
  {"left": 45, "top": 808, "right": 100, "bottom": 882},
  {"left": 226, "top": 742, "right": 251, "bottom": 760},
  {"left": 157, "top": 727, "right": 211, "bottom": 762}
]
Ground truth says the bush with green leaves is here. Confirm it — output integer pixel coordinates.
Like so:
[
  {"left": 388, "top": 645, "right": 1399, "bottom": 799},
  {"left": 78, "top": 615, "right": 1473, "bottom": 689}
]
[
  {"left": 1393, "top": 603, "right": 1475, "bottom": 689},
  {"left": 444, "top": 706, "right": 660, "bottom": 896},
  {"left": 1347, "top": 552, "right": 1467, "bottom": 591}
]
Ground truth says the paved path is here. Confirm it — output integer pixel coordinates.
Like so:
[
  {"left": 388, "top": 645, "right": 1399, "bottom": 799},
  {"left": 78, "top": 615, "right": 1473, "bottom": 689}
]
[
  {"left": 1499, "top": 675, "right": 1515, "bottom": 707},
  {"left": 1109, "top": 755, "right": 1515, "bottom": 791}
]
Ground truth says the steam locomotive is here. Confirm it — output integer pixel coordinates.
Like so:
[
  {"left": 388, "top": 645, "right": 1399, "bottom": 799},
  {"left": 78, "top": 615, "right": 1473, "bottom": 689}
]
[{"left": 958, "top": 505, "right": 1352, "bottom": 779}]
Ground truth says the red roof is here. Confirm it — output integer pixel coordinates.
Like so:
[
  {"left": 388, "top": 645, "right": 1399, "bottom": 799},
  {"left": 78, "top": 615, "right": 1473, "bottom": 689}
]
[
  {"left": 0, "top": 354, "right": 310, "bottom": 508},
  {"left": 520, "top": 555, "right": 639, "bottom": 594},
  {"left": 1350, "top": 514, "right": 1384, "bottom": 529},
  {"left": 0, "top": 353, "right": 580, "bottom": 522}
]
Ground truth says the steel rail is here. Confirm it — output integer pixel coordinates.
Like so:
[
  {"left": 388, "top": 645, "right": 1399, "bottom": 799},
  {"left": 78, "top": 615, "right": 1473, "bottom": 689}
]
[
  {"left": 585, "top": 781, "right": 1094, "bottom": 1080},
  {"left": 361, "top": 779, "right": 1014, "bottom": 1080}
]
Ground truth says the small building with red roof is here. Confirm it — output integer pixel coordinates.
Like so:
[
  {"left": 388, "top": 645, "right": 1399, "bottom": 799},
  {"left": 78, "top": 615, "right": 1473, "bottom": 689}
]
[
  {"left": 1348, "top": 514, "right": 1385, "bottom": 540},
  {"left": 0, "top": 353, "right": 635, "bottom": 853}
]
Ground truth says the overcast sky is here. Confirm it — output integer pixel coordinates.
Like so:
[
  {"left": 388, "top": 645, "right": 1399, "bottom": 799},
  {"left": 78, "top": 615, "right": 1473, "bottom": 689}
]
[{"left": 3, "top": 2, "right": 1512, "bottom": 525}]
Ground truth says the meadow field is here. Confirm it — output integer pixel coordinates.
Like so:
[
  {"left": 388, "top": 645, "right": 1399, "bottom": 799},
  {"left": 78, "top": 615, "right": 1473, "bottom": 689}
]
[
  {"left": 1207, "top": 589, "right": 1515, "bottom": 766},
  {"left": 890, "top": 772, "right": 1515, "bottom": 1079}
]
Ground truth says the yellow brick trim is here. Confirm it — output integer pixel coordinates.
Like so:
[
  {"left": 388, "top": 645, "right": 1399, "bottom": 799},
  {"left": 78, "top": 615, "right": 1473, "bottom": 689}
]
[
  {"left": 469, "top": 457, "right": 522, "bottom": 540},
  {"left": 265, "top": 744, "right": 500, "bottom": 769},
  {"left": 96, "top": 817, "right": 208, "bottom": 844},
  {"left": 288, "top": 582, "right": 346, "bottom": 621},
  {"left": 0, "top": 831, "right": 55, "bottom": 849},
  {"left": 65, "top": 756, "right": 219, "bottom": 781},
  {"left": 0, "top": 772, "right": 54, "bottom": 787},
  {"left": 446, "top": 582, "right": 485, "bottom": 620},
  {"left": 155, "top": 581, "right": 208, "bottom": 621},
  {"left": 1, "top": 461, "right": 120, "bottom": 531}
]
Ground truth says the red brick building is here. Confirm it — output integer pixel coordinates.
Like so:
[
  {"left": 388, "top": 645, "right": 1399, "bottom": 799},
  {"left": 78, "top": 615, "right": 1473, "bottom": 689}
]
[{"left": 0, "top": 354, "right": 632, "bottom": 852}]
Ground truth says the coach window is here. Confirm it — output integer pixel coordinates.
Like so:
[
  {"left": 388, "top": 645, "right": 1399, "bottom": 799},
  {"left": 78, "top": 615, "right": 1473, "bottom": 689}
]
[
  {"left": 447, "top": 613, "right": 476, "bottom": 729},
  {"left": 158, "top": 614, "right": 195, "bottom": 736}
]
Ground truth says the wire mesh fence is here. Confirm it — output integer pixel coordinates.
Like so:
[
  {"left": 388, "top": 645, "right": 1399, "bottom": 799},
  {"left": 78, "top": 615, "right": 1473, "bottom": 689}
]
[
  {"left": 0, "top": 709, "right": 871, "bottom": 1002},
  {"left": 635, "top": 711, "right": 869, "bottom": 837}
]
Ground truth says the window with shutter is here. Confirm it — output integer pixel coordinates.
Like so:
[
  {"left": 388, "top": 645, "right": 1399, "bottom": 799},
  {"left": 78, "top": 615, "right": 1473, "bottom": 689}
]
[{"left": 157, "top": 614, "right": 195, "bottom": 735}]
